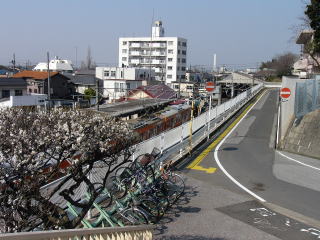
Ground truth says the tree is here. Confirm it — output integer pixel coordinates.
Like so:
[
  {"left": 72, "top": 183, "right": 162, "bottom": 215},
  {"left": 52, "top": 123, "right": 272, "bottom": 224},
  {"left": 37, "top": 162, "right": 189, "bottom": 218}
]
[
  {"left": 80, "top": 46, "right": 97, "bottom": 70},
  {"left": 84, "top": 87, "right": 96, "bottom": 100},
  {"left": 305, "top": 0, "right": 320, "bottom": 70},
  {"left": 0, "top": 108, "right": 136, "bottom": 232},
  {"left": 260, "top": 52, "right": 298, "bottom": 77}
]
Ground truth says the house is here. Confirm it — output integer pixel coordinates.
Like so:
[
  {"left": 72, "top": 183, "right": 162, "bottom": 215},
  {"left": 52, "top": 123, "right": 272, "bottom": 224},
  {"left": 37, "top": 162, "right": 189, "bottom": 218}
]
[
  {"left": 0, "top": 78, "right": 27, "bottom": 98},
  {"left": 96, "top": 67, "right": 153, "bottom": 102},
  {"left": 0, "top": 77, "right": 47, "bottom": 108},
  {"left": 13, "top": 71, "right": 74, "bottom": 99},
  {"left": 63, "top": 70, "right": 97, "bottom": 95},
  {"left": 295, "top": 30, "right": 320, "bottom": 76},
  {"left": 171, "top": 81, "right": 195, "bottom": 97},
  {"left": 127, "top": 84, "right": 177, "bottom": 100}
]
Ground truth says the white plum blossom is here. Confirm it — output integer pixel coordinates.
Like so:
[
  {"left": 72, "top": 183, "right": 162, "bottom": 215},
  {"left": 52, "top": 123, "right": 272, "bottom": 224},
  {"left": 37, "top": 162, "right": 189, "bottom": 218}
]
[{"left": 0, "top": 108, "right": 136, "bottom": 233}]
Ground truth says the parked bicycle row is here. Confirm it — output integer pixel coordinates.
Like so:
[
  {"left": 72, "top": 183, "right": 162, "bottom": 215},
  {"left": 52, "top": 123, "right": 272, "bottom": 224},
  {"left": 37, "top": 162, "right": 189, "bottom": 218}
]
[{"left": 66, "top": 148, "right": 185, "bottom": 228}]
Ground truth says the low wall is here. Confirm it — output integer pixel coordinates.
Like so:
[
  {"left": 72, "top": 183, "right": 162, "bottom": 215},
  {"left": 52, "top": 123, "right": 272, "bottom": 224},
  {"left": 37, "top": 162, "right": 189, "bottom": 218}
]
[{"left": 0, "top": 225, "right": 154, "bottom": 240}]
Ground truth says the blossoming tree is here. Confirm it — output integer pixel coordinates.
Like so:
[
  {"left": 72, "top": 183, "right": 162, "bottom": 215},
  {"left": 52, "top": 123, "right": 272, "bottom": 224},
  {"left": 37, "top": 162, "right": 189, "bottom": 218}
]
[{"left": 0, "top": 108, "right": 136, "bottom": 232}]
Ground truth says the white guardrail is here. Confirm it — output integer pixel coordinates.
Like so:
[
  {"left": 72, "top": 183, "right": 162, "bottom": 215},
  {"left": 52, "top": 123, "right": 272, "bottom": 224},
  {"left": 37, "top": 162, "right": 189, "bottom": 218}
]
[
  {"left": 134, "top": 83, "right": 264, "bottom": 158},
  {"left": 0, "top": 225, "right": 154, "bottom": 240}
]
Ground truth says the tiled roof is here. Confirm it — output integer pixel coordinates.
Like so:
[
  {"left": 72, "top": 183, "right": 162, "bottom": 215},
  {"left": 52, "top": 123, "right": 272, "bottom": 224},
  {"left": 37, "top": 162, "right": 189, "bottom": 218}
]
[
  {"left": 63, "top": 73, "right": 96, "bottom": 85},
  {"left": 134, "top": 84, "right": 176, "bottom": 99},
  {"left": 13, "top": 70, "right": 60, "bottom": 80},
  {"left": 0, "top": 77, "right": 27, "bottom": 86}
]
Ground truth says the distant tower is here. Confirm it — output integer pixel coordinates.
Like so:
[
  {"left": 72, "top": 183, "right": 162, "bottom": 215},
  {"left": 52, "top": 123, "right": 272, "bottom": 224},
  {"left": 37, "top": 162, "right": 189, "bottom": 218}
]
[
  {"left": 213, "top": 54, "right": 217, "bottom": 72},
  {"left": 152, "top": 21, "right": 165, "bottom": 38}
]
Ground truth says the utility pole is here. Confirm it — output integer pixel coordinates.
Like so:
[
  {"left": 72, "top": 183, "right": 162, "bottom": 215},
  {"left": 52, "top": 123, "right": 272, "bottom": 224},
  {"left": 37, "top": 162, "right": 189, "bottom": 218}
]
[
  {"left": 47, "top": 52, "right": 51, "bottom": 102},
  {"left": 95, "top": 78, "right": 99, "bottom": 111},
  {"left": 11, "top": 53, "right": 16, "bottom": 73}
]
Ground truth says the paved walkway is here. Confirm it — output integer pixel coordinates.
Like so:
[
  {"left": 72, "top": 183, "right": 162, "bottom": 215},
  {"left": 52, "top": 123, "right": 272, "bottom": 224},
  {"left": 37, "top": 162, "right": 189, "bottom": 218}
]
[{"left": 154, "top": 173, "right": 320, "bottom": 240}]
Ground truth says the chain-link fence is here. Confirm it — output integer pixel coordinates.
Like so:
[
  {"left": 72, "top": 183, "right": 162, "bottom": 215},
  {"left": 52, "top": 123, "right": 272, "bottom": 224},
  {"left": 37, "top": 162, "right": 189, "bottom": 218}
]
[{"left": 295, "top": 77, "right": 320, "bottom": 118}]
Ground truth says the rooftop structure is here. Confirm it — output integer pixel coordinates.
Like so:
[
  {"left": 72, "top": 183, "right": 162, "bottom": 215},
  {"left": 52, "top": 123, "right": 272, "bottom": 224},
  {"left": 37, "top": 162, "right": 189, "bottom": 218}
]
[
  {"left": 33, "top": 57, "right": 74, "bottom": 73},
  {"left": 119, "top": 21, "right": 187, "bottom": 85},
  {"left": 127, "top": 84, "right": 177, "bottom": 100}
]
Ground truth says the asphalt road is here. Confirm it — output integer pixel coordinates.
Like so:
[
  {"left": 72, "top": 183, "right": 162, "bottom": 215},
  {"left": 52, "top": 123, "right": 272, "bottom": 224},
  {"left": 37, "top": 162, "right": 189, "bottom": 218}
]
[{"left": 179, "top": 89, "right": 320, "bottom": 228}]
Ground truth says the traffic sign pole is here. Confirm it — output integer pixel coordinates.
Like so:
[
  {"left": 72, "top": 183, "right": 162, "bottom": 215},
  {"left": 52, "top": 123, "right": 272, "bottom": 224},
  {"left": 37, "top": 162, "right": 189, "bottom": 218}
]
[{"left": 207, "top": 94, "right": 212, "bottom": 140}]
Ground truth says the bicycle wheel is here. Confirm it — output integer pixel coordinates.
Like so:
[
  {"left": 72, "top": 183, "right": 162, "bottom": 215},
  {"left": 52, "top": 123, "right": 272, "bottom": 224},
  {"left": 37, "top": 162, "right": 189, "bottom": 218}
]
[
  {"left": 160, "top": 175, "right": 184, "bottom": 205},
  {"left": 120, "top": 208, "right": 149, "bottom": 225},
  {"left": 115, "top": 167, "right": 137, "bottom": 188},
  {"left": 109, "top": 176, "right": 127, "bottom": 199}
]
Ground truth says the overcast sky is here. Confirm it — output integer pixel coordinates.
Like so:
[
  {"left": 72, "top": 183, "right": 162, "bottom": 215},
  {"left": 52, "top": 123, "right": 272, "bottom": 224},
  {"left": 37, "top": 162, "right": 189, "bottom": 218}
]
[{"left": 0, "top": 0, "right": 306, "bottom": 69}]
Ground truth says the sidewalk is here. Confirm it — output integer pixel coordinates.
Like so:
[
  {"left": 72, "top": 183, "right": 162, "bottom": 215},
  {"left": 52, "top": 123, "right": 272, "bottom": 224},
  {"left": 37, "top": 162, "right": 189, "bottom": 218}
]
[
  {"left": 154, "top": 174, "right": 280, "bottom": 240},
  {"left": 154, "top": 173, "right": 319, "bottom": 240}
]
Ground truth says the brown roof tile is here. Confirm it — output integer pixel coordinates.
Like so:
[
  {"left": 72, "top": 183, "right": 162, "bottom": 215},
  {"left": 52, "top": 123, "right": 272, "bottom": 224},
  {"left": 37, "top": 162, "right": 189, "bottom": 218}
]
[{"left": 13, "top": 70, "right": 59, "bottom": 80}]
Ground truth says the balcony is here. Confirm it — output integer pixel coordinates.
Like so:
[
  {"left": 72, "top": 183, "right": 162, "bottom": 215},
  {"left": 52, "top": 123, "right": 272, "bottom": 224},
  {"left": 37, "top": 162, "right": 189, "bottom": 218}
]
[
  {"left": 129, "top": 51, "right": 141, "bottom": 56},
  {"left": 152, "top": 43, "right": 166, "bottom": 48},
  {"left": 152, "top": 52, "right": 166, "bottom": 56},
  {"left": 129, "top": 43, "right": 141, "bottom": 48}
]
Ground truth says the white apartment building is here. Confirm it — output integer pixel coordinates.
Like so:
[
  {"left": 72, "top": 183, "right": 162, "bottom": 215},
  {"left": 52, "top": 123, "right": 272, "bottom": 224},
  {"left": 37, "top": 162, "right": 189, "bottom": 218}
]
[
  {"left": 96, "top": 67, "right": 154, "bottom": 102},
  {"left": 118, "top": 21, "right": 187, "bottom": 85}
]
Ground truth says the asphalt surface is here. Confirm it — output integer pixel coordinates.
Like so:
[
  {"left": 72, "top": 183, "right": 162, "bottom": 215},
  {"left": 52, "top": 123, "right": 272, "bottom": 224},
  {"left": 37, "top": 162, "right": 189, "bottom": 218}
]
[{"left": 155, "top": 89, "right": 320, "bottom": 240}]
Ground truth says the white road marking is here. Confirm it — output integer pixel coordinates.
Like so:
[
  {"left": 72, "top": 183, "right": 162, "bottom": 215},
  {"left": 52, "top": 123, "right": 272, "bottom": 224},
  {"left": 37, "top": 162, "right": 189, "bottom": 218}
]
[
  {"left": 214, "top": 92, "right": 267, "bottom": 202},
  {"left": 278, "top": 151, "right": 320, "bottom": 171}
]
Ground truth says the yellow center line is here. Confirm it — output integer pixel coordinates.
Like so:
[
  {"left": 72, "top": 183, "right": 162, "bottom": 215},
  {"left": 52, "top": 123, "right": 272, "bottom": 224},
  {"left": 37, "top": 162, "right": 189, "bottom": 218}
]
[{"left": 187, "top": 90, "right": 266, "bottom": 170}]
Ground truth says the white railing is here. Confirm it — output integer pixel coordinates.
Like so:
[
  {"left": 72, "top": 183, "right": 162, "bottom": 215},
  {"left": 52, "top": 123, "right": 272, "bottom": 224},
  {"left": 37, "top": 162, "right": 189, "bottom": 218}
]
[
  {"left": 134, "top": 84, "right": 263, "bottom": 157},
  {"left": 0, "top": 225, "right": 154, "bottom": 240}
]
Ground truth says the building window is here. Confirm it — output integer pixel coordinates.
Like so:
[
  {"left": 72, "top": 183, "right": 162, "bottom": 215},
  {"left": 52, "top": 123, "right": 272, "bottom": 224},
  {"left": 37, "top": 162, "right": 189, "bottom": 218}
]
[
  {"left": 29, "top": 89, "right": 32, "bottom": 93},
  {"left": 178, "top": 50, "right": 181, "bottom": 54},
  {"left": 126, "top": 82, "right": 131, "bottom": 89},
  {"left": 168, "top": 41, "right": 173, "bottom": 46},
  {"left": 122, "top": 49, "right": 127, "bottom": 53},
  {"left": 177, "top": 75, "right": 180, "bottom": 79},
  {"left": 174, "top": 84, "right": 179, "bottom": 89},
  {"left": 122, "top": 57, "right": 127, "bottom": 61},
  {"left": 123, "top": 41, "right": 127, "bottom": 45},
  {"left": 111, "top": 71, "right": 116, "bottom": 77},
  {"left": 115, "top": 82, "right": 119, "bottom": 92},
  {"left": 104, "top": 71, "right": 110, "bottom": 77},
  {"left": 167, "top": 66, "right": 173, "bottom": 70},
  {"left": 168, "top": 58, "right": 173, "bottom": 62},
  {"left": 34, "top": 89, "right": 38, "bottom": 93},
  {"left": 182, "top": 50, "right": 186, "bottom": 55},
  {"left": 168, "top": 49, "right": 173, "bottom": 54},
  {"left": 178, "top": 41, "right": 181, "bottom": 46},
  {"left": 177, "top": 58, "right": 180, "bottom": 63},
  {"left": 167, "top": 74, "right": 172, "bottom": 79},
  {"left": 187, "top": 85, "right": 193, "bottom": 90},
  {"left": 182, "top": 58, "right": 186, "bottom": 63},
  {"left": 15, "top": 90, "right": 23, "bottom": 96},
  {"left": 181, "top": 75, "right": 186, "bottom": 79},
  {"left": 181, "top": 67, "right": 186, "bottom": 71},
  {"left": 120, "top": 83, "right": 125, "bottom": 92},
  {"left": 177, "top": 67, "right": 180, "bottom": 71},
  {"left": 182, "top": 42, "right": 187, "bottom": 47},
  {"left": 1, "top": 90, "right": 10, "bottom": 98}
]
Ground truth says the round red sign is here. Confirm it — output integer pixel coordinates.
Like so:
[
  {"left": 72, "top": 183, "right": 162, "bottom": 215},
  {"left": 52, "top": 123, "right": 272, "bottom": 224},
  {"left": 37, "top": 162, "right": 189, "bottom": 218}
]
[
  {"left": 280, "top": 87, "right": 291, "bottom": 99},
  {"left": 206, "top": 82, "right": 215, "bottom": 92}
]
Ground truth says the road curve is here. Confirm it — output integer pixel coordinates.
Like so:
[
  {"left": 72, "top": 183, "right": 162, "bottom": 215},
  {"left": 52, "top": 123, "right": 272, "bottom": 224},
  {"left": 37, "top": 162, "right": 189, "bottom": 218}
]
[{"left": 214, "top": 89, "right": 320, "bottom": 221}]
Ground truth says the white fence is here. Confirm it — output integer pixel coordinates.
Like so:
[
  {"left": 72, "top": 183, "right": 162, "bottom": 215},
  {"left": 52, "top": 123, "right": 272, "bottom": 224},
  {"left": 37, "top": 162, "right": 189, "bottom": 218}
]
[
  {"left": 0, "top": 94, "right": 47, "bottom": 108},
  {"left": 0, "top": 225, "right": 154, "bottom": 240},
  {"left": 134, "top": 84, "right": 263, "bottom": 157}
]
